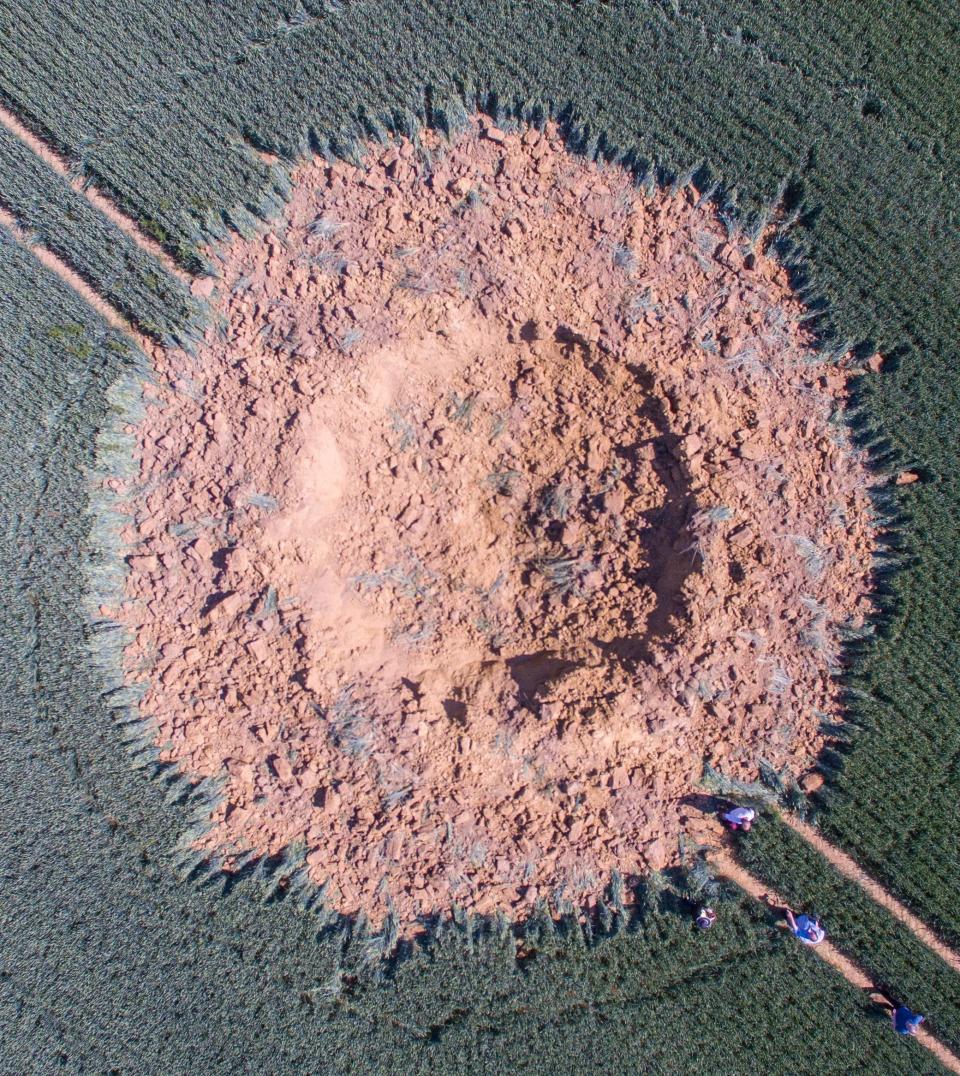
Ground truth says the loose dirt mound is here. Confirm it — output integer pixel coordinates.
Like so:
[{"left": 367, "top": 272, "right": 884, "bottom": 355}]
[{"left": 113, "top": 118, "right": 875, "bottom": 926}]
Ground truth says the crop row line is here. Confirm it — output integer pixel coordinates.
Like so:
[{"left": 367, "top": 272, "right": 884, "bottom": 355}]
[
  {"left": 715, "top": 852, "right": 960, "bottom": 1075},
  {"left": 0, "top": 101, "right": 189, "bottom": 282},
  {"left": 783, "top": 814, "right": 960, "bottom": 974},
  {"left": 0, "top": 205, "right": 153, "bottom": 360}
]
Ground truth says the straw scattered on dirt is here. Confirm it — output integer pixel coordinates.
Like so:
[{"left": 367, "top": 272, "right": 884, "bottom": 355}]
[{"left": 111, "top": 118, "right": 876, "bottom": 926}]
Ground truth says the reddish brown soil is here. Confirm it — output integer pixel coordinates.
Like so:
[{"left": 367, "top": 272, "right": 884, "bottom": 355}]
[{"left": 112, "top": 118, "right": 876, "bottom": 927}]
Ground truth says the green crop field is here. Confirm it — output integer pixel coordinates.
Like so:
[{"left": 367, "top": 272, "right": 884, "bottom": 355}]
[
  {"left": 1, "top": 1, "right": 958, "bottom": 1071},
  {"left": 735, "top": 814, "right": 960, "bottom": 1055}
]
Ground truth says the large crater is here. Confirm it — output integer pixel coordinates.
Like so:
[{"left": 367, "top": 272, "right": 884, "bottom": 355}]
[{"left": 113, "top": 118, "right": 876, "bottom": 926}]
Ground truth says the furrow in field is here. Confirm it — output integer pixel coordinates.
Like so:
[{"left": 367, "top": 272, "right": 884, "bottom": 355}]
[
  {"left": 784, "top": 814, "right": 960, "bottom": 975},
  {"left": 0, "top": 101, "right": 189, "bottom": 283},
  {"left": 0, "top": 205, "right": 142, "bottom": 344}
]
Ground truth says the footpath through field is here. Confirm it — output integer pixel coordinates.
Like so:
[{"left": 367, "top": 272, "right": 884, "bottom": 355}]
[
  {"left": 0, "top": 204, "right": 133, "bottom": 336},
  {"left": 782, "top": 815, "right": 960, "bottom": 975},
  {"left": 0, "top": 102, "right": 188, "bottom": 282},
  {"left": 715, "top": 852, "right": 960, "bottom": 1075}
]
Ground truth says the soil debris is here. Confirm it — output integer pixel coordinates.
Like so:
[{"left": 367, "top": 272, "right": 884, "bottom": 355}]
[{"left": 115, "top": 118, "right": 876, "bottom": 927}]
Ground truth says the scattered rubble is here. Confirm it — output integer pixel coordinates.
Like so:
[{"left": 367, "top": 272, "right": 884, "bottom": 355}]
[{"left": 114, "top": 118, "right": 876, "bottom": 927}]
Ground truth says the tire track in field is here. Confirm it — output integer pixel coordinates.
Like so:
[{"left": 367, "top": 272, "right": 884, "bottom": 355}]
[
  {"left": 0, "top": 204, "right": 148, "bottom": 349},
  {"left": 0, "top": 102, "right": 189, "bottom": 283},
  {"left": 715, "top": 852, "right": 960, "bottom": 1075},
  {"left": 783, "top": 814, "right": 960, "bottom": 975}
]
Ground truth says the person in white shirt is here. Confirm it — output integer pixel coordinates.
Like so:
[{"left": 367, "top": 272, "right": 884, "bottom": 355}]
[
  {"left": 695, "top": 907, "right": 717, "bottom": 930},
  {"left": 785, "top": 908, "right": 826, "bottom": 946},
  {"left": 722, "top": 805, "right": 756, "bottom": 831}
]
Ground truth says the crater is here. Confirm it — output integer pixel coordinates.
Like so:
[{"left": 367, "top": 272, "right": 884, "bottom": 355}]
[
  {"left": 111, "top": 117, "right": 876, "bottom": 927},
  {"left": 271, "top": 311, "right": 692, "bottom": 737}
]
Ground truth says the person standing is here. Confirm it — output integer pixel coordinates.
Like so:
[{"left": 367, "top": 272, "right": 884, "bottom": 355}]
[
  {"left": 784, "top": 907, "right": 825, "bottom": 946},
  {"left": 695, "top": 907, "right": 717, "bottom": 931}
]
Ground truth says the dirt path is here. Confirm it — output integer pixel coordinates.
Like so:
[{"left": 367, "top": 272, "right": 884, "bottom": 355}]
[
  {"left": 0, "top": 103, "right": 189, "bottom": 281},
  {"left": 783, "top": 815, "right": 960, "bottom": 975},
  {"left": 715, "top": 852, "right": 960, "bottom": 1074},
  {"left": 0, "top": 204, "right": 141, "bottom": 340}
]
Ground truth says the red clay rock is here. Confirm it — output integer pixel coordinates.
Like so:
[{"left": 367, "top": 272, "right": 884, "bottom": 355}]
[
  {"left": 117, "top": 118, "right": 877, "bottom": 929},
  {"left": 800, "top": 771, "right": 826, "bottom": 794},
  {"left": 866, "top": 353, "right": 885, "bottom": 373}
]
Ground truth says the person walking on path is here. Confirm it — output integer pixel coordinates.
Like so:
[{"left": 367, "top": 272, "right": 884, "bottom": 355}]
[
  {"left": 872, "top": 994, "right": 926, "bottom": 1036},
  {"left": 892, "top": 1006, "right": 925, "bottom": 1036},
  {"left": 784, "top": 907, "right": 825, "bottom": 946},
  {"left": 722, "top": 805, "right": 756, "bottom": 831},
  {"left": 888, "top": 1003, "right": 925, "bottom": 1036}
]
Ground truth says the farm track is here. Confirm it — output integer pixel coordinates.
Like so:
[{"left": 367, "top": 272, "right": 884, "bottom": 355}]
[
  {"left": 784, "top": 815, "right": 960, "bottom": 976},
  {"left": 0, "top": 203, "right": 134, "bottom": 336},
  {"left": 0, "top": 3, "right": 955, "bottom": 1061},
  {"left": 716, "top": 852, "right": 960, "bottom": 1075},
  {"left": 0, "top": 102, "right": 189, "bottom": 282}
]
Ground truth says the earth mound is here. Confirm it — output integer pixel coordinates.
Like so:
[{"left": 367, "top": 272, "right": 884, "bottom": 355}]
[{"left": 112, "top": 118, "right": 875, "bottom": 925}]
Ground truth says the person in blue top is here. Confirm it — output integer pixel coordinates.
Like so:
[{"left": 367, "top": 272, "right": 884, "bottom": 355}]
[
  {"left": 891, "top": 1005, "right": 925, "bottom": 1036},
  {"left": 873, "top": 994, "right": 926, "bottom": 1036},
  {"left": 784, "top": 907, "right": 825, "bottom": 946}
]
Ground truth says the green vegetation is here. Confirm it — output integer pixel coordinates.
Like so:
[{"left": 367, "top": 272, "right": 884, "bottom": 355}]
[
  {"left": 1, "top": 1, "right": 956, "bottom": 351},
  {"left": 0, "top": 126, "right": 206, "bottom": 344},
  {"left": 816, "top": 574, "right": 960, "bottom": 951},
  {"left": 735, "top": 812, "right": 960, "bottom": 1056},
  {"left": 0, "top": 0, "right": 958, "bottom": 1069}
]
